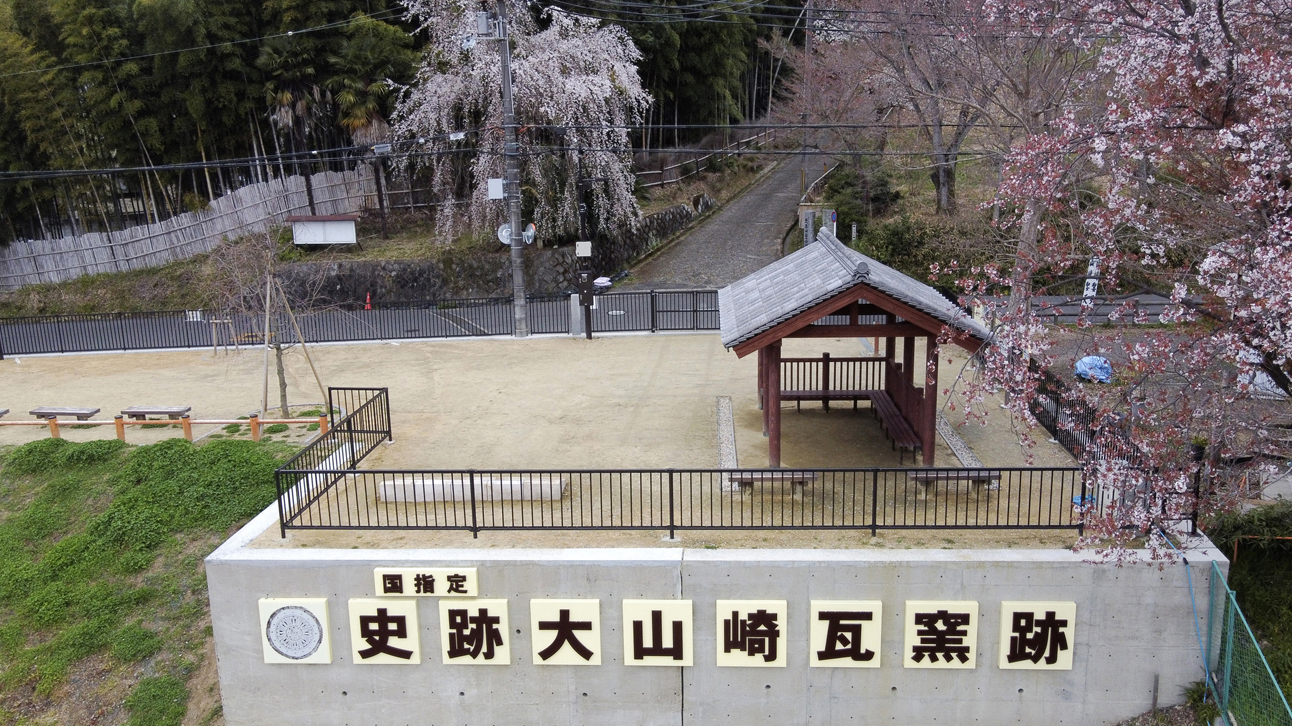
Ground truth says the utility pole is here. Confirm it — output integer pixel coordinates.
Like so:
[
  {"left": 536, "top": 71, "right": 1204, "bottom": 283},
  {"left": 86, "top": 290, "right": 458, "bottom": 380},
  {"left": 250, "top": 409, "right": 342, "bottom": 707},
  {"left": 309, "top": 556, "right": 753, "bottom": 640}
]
[
  {"left": 496, "top": 0, "right": 529, "bottom": 337},
  {"left": 800, "top": 0, "right": 813, "bottom": 197}
]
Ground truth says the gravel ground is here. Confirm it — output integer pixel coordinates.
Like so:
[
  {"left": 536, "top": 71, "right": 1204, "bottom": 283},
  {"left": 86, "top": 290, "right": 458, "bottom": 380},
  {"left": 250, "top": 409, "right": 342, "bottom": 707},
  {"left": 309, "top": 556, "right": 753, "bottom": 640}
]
[{"left": 621, "top": 161, "right": 803, "bottom": 290}]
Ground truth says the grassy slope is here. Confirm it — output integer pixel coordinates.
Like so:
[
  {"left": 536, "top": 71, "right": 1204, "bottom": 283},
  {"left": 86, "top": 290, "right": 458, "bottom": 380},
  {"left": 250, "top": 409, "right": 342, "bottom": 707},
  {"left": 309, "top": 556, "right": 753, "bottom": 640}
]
[{"left": 0, "top": 438, "right": 295, "bottom": 726}]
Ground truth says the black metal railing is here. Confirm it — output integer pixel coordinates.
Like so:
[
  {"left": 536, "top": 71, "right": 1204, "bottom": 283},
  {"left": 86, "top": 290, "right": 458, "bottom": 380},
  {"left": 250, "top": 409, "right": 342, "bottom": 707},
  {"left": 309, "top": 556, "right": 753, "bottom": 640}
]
[
  {"left": 273, "top": 466, "right": 1088, "bottom": 537},
  {"left": 1028, "top": 362, "right": 1144, "bottom": 467},
  {"left": 0, "top": 290, "right": 721, "bottom": 357},
  {"left": 275, "top": 387, "right": 392, "bottom": 536}
]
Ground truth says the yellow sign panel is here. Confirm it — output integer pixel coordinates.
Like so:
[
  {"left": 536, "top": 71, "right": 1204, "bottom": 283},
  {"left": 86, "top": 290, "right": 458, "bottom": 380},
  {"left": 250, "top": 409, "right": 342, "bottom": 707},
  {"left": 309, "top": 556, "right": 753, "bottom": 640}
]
[
  {"left": 998, "top": 601, "right": 1076, "bottom": 670},
  {"left": 373, "top": 567, "right": 478, "bottom": 597},
  {"left": 348, "top": 598, "right": 420, "bottom": 665},
  {"left": 716, "top": 600, "right": 787, "bottom": 667},
  {"left": 531, "top": 599, "right": 601, "bottom": 666},
  {"left": 623, "top": 600, "right": 693, "bottom": 666},
  {"left": 903, "top": 600, "right": 978, "bottom": 669},
  {"left": 809, "top": 600, "right": 882, "bottom": 668},
  {"left": 440, "top": 599, "right": 511, "bottom": 665}
]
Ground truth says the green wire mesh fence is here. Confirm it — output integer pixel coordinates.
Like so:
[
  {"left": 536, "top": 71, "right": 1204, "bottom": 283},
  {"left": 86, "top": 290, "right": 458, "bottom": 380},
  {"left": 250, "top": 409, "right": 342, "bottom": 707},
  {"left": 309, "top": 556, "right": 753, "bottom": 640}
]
[{"left": 1208, "top": 561, "right": 1292, "bottom": 726}]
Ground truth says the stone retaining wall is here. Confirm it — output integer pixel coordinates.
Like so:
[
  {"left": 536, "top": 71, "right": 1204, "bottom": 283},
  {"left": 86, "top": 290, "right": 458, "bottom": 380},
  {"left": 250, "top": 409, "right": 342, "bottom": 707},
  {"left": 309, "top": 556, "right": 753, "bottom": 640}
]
[{"left": 276, "top": 195, "right": 715, "bottom": 305}]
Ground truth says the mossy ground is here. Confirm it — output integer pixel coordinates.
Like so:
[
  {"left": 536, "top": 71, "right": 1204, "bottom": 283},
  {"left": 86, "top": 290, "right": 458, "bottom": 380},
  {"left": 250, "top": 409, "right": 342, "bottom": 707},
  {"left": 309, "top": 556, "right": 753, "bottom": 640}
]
[{"left": 0, "top": 437, "right": 296, "bottom": 725}]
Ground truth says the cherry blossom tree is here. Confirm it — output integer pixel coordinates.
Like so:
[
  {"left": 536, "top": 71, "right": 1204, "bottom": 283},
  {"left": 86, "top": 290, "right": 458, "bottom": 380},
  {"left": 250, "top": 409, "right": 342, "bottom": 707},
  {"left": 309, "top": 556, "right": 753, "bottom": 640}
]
[
  {"left": 943, "top": 0, "right": 1292, "bottom": 558},
  {"left": 394, "top": 1, "right": 650, "bottom": 243}
]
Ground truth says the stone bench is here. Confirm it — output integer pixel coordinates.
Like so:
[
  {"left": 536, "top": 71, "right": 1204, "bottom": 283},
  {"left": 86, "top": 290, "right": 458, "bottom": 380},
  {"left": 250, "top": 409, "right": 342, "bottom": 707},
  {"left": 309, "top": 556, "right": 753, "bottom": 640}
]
[
  {"left": 30, "top": 406, "right": 99, "bottom": 421},
  {"left": 121, "top": 406, "right": 192, "bottom": 420},
  {"left": 907, "top": 469, "right": 1002, "bottom": 497},
  {"left": 726, "top": 470, "right": 820, "bottom": 498},
  {"left": 377, "top": 475, "right": 567, "bottom": 503}
]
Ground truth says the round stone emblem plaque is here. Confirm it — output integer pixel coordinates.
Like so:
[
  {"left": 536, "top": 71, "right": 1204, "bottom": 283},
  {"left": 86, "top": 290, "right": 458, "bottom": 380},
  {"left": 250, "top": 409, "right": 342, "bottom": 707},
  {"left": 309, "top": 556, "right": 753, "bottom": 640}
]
[{"left": 265, "top": 605, "right": 323, "bottom": 660}]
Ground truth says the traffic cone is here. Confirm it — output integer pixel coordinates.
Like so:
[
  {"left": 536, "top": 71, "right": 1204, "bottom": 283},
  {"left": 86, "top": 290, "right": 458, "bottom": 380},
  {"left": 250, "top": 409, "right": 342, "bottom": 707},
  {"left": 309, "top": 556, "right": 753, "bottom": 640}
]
[{"left": 365, "top": 292, "right": 372, "bottom": 310}]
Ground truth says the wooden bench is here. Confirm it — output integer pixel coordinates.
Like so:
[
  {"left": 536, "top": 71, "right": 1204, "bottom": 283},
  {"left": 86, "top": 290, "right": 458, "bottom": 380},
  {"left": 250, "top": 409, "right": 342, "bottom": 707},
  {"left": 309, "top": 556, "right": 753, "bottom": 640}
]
[
  {"left": 781, "top": 389, "right": 878, "bottom": 412},
  {"left": 726, "top": 470, "right": 820, "bottom": 498},
  {"left": 121, "top": 406, "right": 192, "bottom": 420},
  {"left": 908, "top": 469, "right": 1002, "bottom": 497},
  {"left": 30, "top": 406, "right": 99, "bottom": 421},
  {"left": 868, "top": 391, "right": 922, "bottom": 463}
]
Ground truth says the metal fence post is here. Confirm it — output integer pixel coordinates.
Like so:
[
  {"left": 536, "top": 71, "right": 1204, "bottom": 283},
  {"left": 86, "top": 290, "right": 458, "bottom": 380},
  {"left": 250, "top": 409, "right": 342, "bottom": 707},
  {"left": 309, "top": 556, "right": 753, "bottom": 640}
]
[
  {"left": 1221, "top": 592, "right": 1236, "bottom": 716},
  {"left": 668, "top": 469, "right": 676, "bottom": 540},
  {"left": 1079, "top": 475, "right": 1088, "bottom": 537},
  {"left": 116, "top": 312, "right": 127, "bottom": 351},
  {"left": 871, "top": 470, "right": 879, "bottom": 537},
  {"left": 469, "top": 470, "right": 479, "bottom": 539},
  {"left": 650, "top": 291, "right": 657, "bottom": 332},
  {"left": 276, "top": 471, "right": 288, "bottom": 538}
]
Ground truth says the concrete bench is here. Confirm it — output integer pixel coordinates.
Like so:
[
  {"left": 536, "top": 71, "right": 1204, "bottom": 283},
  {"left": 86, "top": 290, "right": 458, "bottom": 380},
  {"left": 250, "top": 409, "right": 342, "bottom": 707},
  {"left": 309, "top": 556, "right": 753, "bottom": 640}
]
[
  {"left": 30, "top": 406, "right": 99, "bottom": 421},
  {"left": 377, "top": 475, "right": 567, "bottom": 503},
  {"left": 121, "top": 406, "right": 192, "bottom": 420},
  {"left": 908, "top": 469, "right": 1002, "bottom": 496},
  {"left": 726, "top": 470, "right": 820, "bottom": 498}
]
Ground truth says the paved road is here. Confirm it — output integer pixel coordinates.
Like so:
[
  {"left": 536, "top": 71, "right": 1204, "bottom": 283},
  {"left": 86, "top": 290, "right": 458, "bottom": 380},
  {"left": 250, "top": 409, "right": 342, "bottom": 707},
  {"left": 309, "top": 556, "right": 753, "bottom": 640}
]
[{"left": 622, "top": 161, "right": 802, "bottom": 290}]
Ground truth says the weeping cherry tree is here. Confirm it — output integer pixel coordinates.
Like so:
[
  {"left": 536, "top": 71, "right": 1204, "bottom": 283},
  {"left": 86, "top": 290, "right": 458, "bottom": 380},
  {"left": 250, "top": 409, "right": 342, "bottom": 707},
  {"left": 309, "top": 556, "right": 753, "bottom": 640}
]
[{"left": 395, "top": 1, "right": 651, "bottom": 244}]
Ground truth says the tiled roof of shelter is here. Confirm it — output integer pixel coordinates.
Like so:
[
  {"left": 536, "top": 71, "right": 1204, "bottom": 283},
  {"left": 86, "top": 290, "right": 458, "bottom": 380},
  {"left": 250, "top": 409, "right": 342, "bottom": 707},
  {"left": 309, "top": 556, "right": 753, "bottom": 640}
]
[{"left": 718, "top": 229, "right": 992, "bottom": 349}]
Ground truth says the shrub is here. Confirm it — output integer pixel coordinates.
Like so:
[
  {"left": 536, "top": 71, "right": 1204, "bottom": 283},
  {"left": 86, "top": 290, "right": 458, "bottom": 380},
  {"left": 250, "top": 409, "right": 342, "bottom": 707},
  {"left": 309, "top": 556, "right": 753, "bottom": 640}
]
[
  {"left": 222, "top": 424, "right": 241, "bottom": 434},
  {"left": 264, "top": 423, "right": 288, "bottom": 434},
  {"left": 4, "top": 439, "right": 72, "bottom": 475},
  {"left": 112, "top": 623, "right": 163, "bottom": 662},
  {"left": 125, "top": 676, "right": 188, "bottom": 726},
  {"left": 60, "top": 439, "right": 127, "bottom": 468}
]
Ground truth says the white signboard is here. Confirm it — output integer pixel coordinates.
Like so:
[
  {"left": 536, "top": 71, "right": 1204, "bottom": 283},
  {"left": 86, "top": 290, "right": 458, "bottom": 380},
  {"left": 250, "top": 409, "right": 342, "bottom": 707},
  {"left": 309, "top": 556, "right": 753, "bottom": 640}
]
[{"left": 488, "top": 178, "right": 505, "bottom": 199}]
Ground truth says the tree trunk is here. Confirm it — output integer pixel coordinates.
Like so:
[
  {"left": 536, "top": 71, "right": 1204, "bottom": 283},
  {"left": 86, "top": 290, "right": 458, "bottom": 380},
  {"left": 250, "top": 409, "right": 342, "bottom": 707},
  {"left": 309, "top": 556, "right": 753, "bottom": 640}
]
[
  {"left": 930, "top": 153, "right": 957, "bottom": 214},
  {"left": 1007, "top": 197, "right": 1043, "bottom": 315},
  {"left": 274, "top": 342, "right": 290, "bottom": 417}
]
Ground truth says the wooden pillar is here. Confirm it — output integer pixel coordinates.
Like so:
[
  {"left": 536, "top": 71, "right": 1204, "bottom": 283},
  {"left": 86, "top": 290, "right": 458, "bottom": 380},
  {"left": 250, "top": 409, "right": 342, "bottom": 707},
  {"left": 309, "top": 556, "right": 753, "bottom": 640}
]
[
  {"left": 903, "top": 336, "right": 916, "bottom": 386},
  {"left": 114, "top": 415, "right": 126, "bottom": 441},
  {"left": 822, "top": 351, "right": 831, "bottom": 412},
  {"left": 760, "top": 346, "right": 769, "bottom": 436},
  {"left": 181, "top": 415, "right": 193, "bottom": 442},
  {"left": 769, "top": 341, "right": 782, "bottom": 467},
  {"left": 922, "top": 337, "right": 939, "bottom": 466},
  {"left": 758, "top": 347, "right": 766, "bottom": 412},
  {"left": 884, "top": 314, "right": 896, "bottom": 393}
]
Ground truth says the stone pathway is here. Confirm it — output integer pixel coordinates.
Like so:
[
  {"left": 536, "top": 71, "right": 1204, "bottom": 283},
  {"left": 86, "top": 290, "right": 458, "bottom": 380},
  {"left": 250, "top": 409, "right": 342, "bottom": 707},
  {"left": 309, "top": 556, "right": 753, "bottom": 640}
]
[{"left": 621, "top": 161, "right": 803, "bottom": 290}]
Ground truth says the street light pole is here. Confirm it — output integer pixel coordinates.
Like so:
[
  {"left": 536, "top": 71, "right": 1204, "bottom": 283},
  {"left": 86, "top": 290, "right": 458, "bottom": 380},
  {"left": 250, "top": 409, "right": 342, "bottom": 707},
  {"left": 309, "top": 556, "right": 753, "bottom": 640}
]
[{"left": 496, "top": 0, "right": 529, "bottom": 337}]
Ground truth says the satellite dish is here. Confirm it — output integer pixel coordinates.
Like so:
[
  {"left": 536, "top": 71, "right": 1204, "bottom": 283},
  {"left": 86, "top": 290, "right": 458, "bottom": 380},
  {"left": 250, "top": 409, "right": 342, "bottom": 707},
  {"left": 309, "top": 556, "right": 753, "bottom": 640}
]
[
  {"left": 497, "top": 224, "right": 510, "bottom": 245},
  {"left": 460, "top": 35, "right": 477, "bottom": 51},
  {"left": 523, "top": 223, "right": 536, "bottom": 245}
]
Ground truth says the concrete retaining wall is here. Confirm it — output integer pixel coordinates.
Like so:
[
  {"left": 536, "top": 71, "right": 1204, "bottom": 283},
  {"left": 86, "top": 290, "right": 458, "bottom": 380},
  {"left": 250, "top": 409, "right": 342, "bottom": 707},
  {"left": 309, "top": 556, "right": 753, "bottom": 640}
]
[{"left": 208, "top": 507, "right": 1225, "bottom": 726}]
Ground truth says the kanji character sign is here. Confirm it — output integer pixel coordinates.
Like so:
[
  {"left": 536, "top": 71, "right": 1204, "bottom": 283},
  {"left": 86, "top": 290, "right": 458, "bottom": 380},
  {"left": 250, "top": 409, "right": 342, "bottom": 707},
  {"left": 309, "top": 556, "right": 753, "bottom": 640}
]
[
  {"left": 998, "top": 601, "right": 1076, "bottom": 670},
  {"left": 623, "top": 600, "right": 693, "bottom": 667},
  {"left": 531, "top": 599, "right": 601, "bottom": 666},
  {"left": 373, "top": 568, "right": 477, "bottom": 598},
  {"left": 809, "top": 600, "right": 882, "bottom": 668},
  {"left": 716, "top": 600, "right": 786, "bottom": 667},
  {"left": 348, "top": 598, "right": 420, "bottom": 665},
  {"left": 904, "top": 600, "right": 978, "bottom": 669},
  {"left": 440, "top": 599, "right": 510, "bottom": 665}
]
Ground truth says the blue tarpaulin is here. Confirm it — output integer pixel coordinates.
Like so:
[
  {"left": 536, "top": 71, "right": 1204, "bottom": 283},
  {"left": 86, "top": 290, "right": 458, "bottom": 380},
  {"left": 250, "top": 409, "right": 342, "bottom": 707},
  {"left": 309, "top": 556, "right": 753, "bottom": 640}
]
[{"left": 1075, "top": 355, "right": 1113, "bottom": 383}]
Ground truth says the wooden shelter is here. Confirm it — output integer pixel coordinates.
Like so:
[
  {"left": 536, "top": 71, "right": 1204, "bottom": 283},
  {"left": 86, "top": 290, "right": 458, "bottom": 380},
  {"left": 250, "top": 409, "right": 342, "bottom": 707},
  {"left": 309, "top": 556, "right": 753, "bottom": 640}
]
[{"left": 718, "top": 230, "right": 991, "bottom": 467}]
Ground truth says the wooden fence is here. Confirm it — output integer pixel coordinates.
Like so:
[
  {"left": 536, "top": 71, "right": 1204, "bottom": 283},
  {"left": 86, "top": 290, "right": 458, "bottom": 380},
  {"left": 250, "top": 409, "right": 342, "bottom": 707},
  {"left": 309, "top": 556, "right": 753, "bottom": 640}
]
[{"left": 0, "top": 169, "right": 374, "bottom": 290}]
